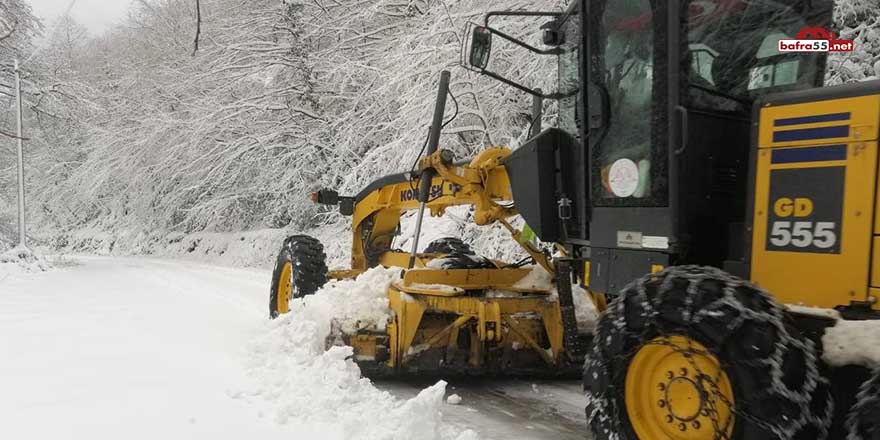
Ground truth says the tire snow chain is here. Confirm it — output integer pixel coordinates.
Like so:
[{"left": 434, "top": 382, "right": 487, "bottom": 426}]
[
  {"left": 584, "top": 265, "right": 834, "bottom": 440},
  {"left": 847, "top": 367, "right": 880, "bottom": 440}
]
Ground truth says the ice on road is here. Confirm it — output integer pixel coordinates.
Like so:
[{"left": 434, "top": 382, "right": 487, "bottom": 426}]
[{"left": 0, "top": 256, "right": 586, "bottom": 439}]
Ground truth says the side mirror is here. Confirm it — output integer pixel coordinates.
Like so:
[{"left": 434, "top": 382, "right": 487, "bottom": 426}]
[
  {"left": 469, "top": 27, "right": 492, "bottom": 69},
  {"left": 311, "top": 188, "right": 339, "bottom": 205}
]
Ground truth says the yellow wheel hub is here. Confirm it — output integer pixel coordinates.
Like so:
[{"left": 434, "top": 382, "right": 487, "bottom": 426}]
[
  {"left": 276, "top": 261, "right": 293, "bottom": 314},
  {"left": 625, "top": 335, "right": 735, "bottom": 440}
]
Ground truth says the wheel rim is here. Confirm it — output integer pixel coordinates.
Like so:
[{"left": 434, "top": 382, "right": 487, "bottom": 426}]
[
  {"left": 276, "top": 261, "right": 294, "bottom": 315},
  {"left": 625, "top": 335, "right": 735, "bottom": 440}
]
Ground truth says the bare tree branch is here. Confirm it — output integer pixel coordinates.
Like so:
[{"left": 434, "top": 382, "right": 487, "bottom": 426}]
[
  {"left": 0, "top": 19, "right": 17, "bottom": 42},
  {"left": 192, "top": 0, "right": 202, "bottom": 56},
  {"left": 313, "top": 0, "right": 329, "bottom": 15},
  {"left": 0, "top": 127, "right": 29, "bottom": 141}
]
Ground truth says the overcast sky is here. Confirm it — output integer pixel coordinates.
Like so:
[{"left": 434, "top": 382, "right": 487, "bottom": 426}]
[{"left": 28, "top": 0, "right": 133, "bottom": 34}]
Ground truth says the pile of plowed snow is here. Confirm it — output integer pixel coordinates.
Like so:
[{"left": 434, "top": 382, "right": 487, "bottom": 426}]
[
  {"left": 0, "top": 245, "right": 51, "bottom": 275},
  {"left": 242, "top": 267, "right": 477, "bottom": 440},
  {"left": 823, "top": 318, "right": 880, "bottom": 369}
]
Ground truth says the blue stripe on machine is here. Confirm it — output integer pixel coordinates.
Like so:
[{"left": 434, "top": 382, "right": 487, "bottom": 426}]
[
  {"left": 773, "top": 112, "right": 851, "bottom": 127},
  {"left": 772, "top": 125, "right": 850, "bottom": 142},
  {"left": 770, "top": 145, "right": 847, "bottom": 164}
]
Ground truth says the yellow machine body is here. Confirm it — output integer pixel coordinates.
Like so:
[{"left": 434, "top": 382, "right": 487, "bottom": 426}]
[
  {"left": 316, "top": 84, "right": 880, "bottom": 379},
  {"left": 336, "top": 267, "right": 570, "bottom": 376},
  {"left": 750, "top": 91, "right": 880, "bottom": 311},
  {"left": 340, "top": 147, "right": 520, "bottom": 273},
  {"left": 321, "top": 146, "right": 580, "bottom": 376}
]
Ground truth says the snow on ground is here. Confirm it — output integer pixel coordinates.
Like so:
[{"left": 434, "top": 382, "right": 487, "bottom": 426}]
[
  {"left": 50, "top": 223, "right": 353, "bottom": 271},
  {"left": 0, "top": 245, "right": 52, "bottom": 276},
  {"left": 0, "top": 257, "right": 293, "bottom": 440},
  {"left": 784, "top": 304, "right": 880, "bottom": 369},
  {"left": 384, "top": 379, "right": 587, "bottom": 440},
  {"left": 823, "top": 318, "right": 880, "bottom": 368},
  {"left": 0, "top": 257, "right": 475, "bottom": 440},
  {"left": 242, "top": 266, "right": 476, "bottom": 439}
]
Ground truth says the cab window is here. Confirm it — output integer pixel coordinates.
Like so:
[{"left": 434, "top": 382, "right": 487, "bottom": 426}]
[
  {"left": 591, "top": 0, "right": 662, "bottom": 205},
  {"left": 685, "top": 0, "right": 830, "bottom": 112},
  {"left": 557, "top": 4, "right": 582, "bottom": 141}
]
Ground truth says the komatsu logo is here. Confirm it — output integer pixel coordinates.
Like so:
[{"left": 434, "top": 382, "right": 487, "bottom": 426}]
[{"left": 400, "top": 184, "right": 443, "bottom": 202}]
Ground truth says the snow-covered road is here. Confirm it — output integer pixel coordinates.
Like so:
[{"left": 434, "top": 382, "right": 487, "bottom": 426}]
[
  {"left": 0, "top": 257, "right": 587, "bottom": 439},
  {"left": 382, "top": 379, "right": 587, "bottom": 440}
]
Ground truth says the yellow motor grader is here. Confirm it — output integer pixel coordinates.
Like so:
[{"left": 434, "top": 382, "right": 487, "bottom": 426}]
[
  {"left": 270, "top": 70, "right": 589, "bottom": 377},
  {"left": 270, "top": 0, "right": 880, "bottom": 439}
]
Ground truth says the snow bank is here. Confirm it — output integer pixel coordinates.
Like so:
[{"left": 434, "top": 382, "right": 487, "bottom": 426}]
[
  {"left": 0, "top": 245, "right": 51, "bottom": 274},
  {"left": 822, "top": 319, "right": 880, "bottom": 368},
  {"left": 48, "top": 221, "right": 354, "bottom": 271},
  {"left": 243, "top": 267, "right": 476, "bottom": 440}
]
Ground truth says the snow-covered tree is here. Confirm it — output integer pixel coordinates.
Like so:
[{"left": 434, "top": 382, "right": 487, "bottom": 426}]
[
  {"left": 827, "top": 0, "right": 880, "bottom": 84},
  {"left": 4, "top": 0, "right": 880, "bottom": 262},
  {"left": 25, "top": 0, "right": 558, "bottom": 247}
]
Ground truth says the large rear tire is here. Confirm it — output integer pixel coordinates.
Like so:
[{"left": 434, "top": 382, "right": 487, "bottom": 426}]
[
  {"left": 269, "top": 235, "right": 328, "bottom": 319},
  {"left": 848, "top": 368, "right": 880, "bottom": 440},
  {"left": 584, "top": 265, "right": 833, "bottom": 440}
]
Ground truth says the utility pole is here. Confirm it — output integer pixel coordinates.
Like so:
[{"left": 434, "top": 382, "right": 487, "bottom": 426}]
[{"left": 14, "top": 59, "right": 27, "bottom": 248}]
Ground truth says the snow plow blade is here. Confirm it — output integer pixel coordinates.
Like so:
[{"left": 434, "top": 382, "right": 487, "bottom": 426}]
[{"left": 326, "top": 267, "right": 588, "bottom": 378}]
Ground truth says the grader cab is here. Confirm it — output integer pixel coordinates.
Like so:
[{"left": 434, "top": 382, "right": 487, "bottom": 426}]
[{"left": 270, "top": 0, "right": 880, "bottom": 438}]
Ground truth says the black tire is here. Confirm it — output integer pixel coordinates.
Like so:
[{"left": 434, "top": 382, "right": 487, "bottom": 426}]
[
  {"left": 584, "top": 265, "right": 833, "bottom": 440},
  {"left": 423, "top": 237, "right": 494, "bottom": 269},
  {"left": 269, "top": 235, "right": 328, "bottom": 319},
  {"left": 847, "top": 368, "right": 880, "bottom": 440}
]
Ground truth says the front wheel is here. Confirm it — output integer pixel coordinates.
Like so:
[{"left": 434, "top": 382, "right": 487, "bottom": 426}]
[
  {"left": 269, "top": 235, "right": 328, "bottom": 319},
  {"left": 848, "top": 368, "right": 880, "bottom": 440},
  {"left": 584, "top": 266, "right": 833, "bottom": 440}
]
